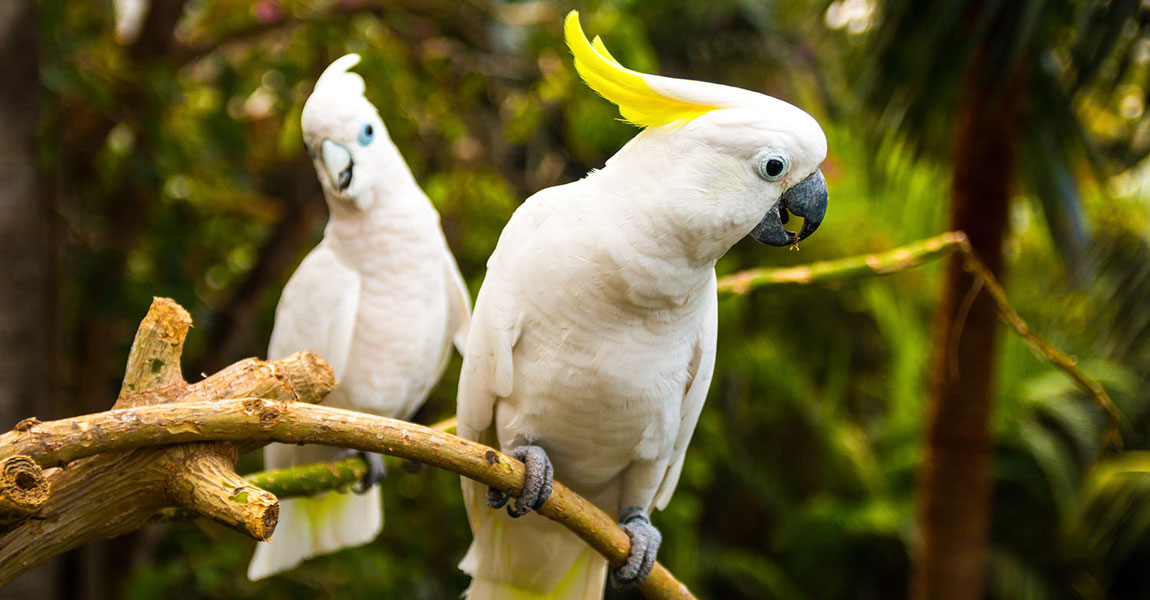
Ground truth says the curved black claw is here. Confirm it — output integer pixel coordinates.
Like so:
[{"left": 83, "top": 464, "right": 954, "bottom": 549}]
[
  {"left": 338, "top": 449, "right": 387, "bottom": 494},
  {"left": 610, "top": 507, "right": 662, "bottom": 588},
  {"left": 486, "top": 486, "right": 512, "bottom": 509},
  {"left": 485, "top": 445, "right": 553, "bottom": 518}
]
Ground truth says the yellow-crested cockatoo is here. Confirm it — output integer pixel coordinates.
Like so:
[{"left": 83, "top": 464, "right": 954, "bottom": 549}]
[{"left": 456, "top": 13, "right": 828, "bottom": 599}]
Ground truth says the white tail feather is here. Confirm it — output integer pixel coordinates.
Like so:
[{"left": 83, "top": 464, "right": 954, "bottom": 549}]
[
  {"left": 462, "top": 549, "right": 606, "bottom": 600},
  {"left": 247, "top": 487, "right": 382, "bottom": 580},
  {"left": 460, "top": 478, "right": 607, "bottom": 599}
]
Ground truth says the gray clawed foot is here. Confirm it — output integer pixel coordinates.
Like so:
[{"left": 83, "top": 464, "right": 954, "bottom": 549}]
[
  {"left": 485, "top": 444, "right": 553, "bottom": 518},
  {"left": 337, "top": 449, "right": 386, "bottom": 494},
  {"left": 610, "top": 506, "right": 662, "bottom": 588}
]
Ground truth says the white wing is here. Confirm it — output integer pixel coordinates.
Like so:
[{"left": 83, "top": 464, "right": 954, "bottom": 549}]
[
  {"left": 456, "top": 274, "right": 522, "bottom": 538},
  {"left": 652, "top": 282, "right": 718, "bottom": 510},
  {"left": 266, "top": 241, "right": 359, "bottom": 381},
  {"left": 456, "top": 183, "right": 579, "bottom": 440},
  {"left": 456, "top": 203, "right": 548, "bottom": 441},
  {"left": 457, "top": 199, "right": 551, "bottom": 543}
]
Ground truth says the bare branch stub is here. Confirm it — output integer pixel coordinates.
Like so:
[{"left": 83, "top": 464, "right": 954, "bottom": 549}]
[
  {"left": 117, "top": 299, "right": 283, "bottom": 536},
  {"left": 0, "top": 298, "right": 334, "bottom": 585},
  {"left": 0, "top": 455, "right": 49, "bottom": 525},
  {"left": 163, "top": 442, "right": 279, "bottom": 541},
  {"left": 115, "top": 297, "right": 192, "bottom": 404}
]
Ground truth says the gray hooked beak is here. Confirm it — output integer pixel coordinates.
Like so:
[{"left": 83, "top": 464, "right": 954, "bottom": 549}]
[
  {"left": 750, "top": 169, "right": 828, "bottom": 246},
  {"left": 321, "top": 139, "right": 354, "bottom": 193}
]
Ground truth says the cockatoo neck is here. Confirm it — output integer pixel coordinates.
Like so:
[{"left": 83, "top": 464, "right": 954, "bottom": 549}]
[
  {"left": 323, "top": 162, "right": 438, "bottom": 273},
  {"left": 593, "top": 127, "right": 762, "bottom": 266}
]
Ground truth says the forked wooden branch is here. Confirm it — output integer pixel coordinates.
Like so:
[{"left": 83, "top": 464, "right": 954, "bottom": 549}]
[
  {"left": 0, "top": 399, "right": 695, "bottom": 599},
  {"left": 0, "top": 298, "right": 335, "bottom": 585}
]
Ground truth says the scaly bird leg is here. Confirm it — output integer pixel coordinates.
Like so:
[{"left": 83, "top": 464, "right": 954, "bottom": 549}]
[
  {"left": 337, "top": 449, "right": 387, "bottom": 494},
  {"left": 610, "top": 506, "right": 662, "bottom": 588},
  {"left": 486, "top": 444, "right": 553, "bottom": 517}
]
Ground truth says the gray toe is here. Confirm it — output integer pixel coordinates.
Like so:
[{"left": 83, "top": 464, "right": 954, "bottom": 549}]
[
  {"left": 512, "top": 445, "right": 553, "bottom": 512},
  {"left": 488, "top": 444, "right": 554, "bottom": 518},
  {"left": 611, "top": 507, "right": 662, "bottom": 588}
]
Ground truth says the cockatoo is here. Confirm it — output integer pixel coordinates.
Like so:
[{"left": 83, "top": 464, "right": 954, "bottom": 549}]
[
  {"left": 456, "top": 12, "right": 828, "bottom": 599},
  {"left": 247, "top": 54, "right": 471, "bottom": 580}
]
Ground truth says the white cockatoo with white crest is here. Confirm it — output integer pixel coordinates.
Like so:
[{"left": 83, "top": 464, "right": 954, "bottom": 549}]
[
  {"left": 247, "top": 54, "right": 471, "bottom": 580},
  {"left": 456, "top": 12, "right": 828, "bottom": 599}
]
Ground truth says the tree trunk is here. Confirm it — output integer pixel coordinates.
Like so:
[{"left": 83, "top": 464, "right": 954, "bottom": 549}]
[
  {"left": 0, "top": 0, "right": 50, "bottom": 451},
  {"left": 0, "top": 2, "right": 61, "bottom": 598},
  {"left": 910, "top": 61, "right": 1022, "bottom": 599}
]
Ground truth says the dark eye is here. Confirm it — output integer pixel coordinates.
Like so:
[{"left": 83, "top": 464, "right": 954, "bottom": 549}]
[
  {"left": 758, "top": 153, "right": 788, "bottom": 180},
  {"left": 358, "top": 123, "right": 375, "bottom": 146},
  {"left": 304, "top": 142, "right": 316, "bottom": 158}
]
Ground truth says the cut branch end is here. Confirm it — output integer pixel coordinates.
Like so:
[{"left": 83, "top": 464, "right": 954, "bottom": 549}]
[
  {"left": 163, "top": 443, "right": 279, "bottom": 541},
  {"left": 0, "top": 456, "right": 49, "bottom": 524}
]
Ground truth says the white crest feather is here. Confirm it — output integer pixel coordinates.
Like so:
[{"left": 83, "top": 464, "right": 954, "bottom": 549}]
[{"left": 314, "top": 53, "right": 365, "bottom": 97}]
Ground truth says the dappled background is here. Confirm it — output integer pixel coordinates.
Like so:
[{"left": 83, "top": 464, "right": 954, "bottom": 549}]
[{"left": 3, "top": 0, "right": 1150, "bottom": 598}]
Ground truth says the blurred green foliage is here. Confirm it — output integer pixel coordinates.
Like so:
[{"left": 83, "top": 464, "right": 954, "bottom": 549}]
[{"left": 31, "top": 0, "right": 1150, "bottom": 598}]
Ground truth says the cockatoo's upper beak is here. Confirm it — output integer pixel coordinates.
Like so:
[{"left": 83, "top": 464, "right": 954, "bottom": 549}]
[
  {"left": 750, "top": 169, "right": 828, "bottom": 246},
  {"left": 321, "top": 139, "right": 354, "bottom": 193}
]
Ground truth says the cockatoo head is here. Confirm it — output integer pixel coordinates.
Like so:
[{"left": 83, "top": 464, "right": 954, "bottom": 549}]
[
  {"left": 566, "top": 12, "right": 829, "bottom": 248},
  {"left": 301, "top": 54, "right": 397, "bottom": 212}
]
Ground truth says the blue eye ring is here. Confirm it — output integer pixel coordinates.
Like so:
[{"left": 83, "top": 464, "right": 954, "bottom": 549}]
[
  {"left": 358, "top": 123, "right": 375, "bottom": 146},
  {"left": 757, "top": 152, "right": 788, "bottom": 180}
]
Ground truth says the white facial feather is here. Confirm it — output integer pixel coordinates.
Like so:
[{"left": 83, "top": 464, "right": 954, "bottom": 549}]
[
  {"left": 300, "top": 54, "right": 402, "bottom": 211},
  {"left": 594, "top": 101, "right": 827, "bottom": 262},
  {"left": 685, "top": 103, "right": 827, "bottom": 175}
]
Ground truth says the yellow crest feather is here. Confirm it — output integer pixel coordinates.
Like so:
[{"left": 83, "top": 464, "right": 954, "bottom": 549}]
[{"left": 564, "top": 11, "right": 720, "bottom": 128}]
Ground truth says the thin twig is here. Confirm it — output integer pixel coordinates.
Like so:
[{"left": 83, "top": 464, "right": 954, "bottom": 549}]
[
  {"left": 950, "top": 236, "right": 1124, "bottom": 457},
  {"left": 715, "top": 230, "right": 1124, "bottom": 457},
  {"left": 716, "top": 231, "right": 968, "bottom": 293}
]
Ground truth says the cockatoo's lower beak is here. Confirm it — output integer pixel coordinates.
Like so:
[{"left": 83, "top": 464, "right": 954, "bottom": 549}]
[
  {"left": 750, "top": 169, "right": 828, "bottom": 246},
  {"left": 321, "top": 139, "right": 354, "bottom": 193}
]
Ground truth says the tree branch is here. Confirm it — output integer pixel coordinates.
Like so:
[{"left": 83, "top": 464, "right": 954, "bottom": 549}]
[
  {"left": 174, "top": 3, "right": 391, "bottom": 68},
  {"left": 0, "top": 399, "right": 695, "bottom": 599},
  {"left": 115, "top": 295, "right": 192, "bottom": 404},
  {"left": 0, "top": 298, "right": 335, "bottom": 586}
]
